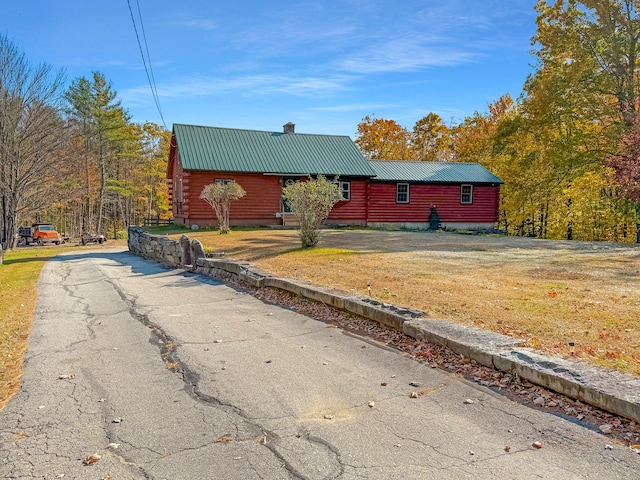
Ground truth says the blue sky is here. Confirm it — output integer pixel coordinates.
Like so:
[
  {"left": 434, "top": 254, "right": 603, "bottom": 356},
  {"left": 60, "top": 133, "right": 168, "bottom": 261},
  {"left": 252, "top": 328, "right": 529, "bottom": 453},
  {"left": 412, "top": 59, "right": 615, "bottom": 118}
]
[{"left": 3, "top": 1, "right": 538, "bottom": 137}]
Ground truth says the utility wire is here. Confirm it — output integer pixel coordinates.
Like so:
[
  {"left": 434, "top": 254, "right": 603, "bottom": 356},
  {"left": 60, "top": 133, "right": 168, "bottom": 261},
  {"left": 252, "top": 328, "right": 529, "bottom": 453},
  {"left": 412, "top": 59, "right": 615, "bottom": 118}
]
[{"left": 127, "top": 0, "right": 167, "bottom": 129}]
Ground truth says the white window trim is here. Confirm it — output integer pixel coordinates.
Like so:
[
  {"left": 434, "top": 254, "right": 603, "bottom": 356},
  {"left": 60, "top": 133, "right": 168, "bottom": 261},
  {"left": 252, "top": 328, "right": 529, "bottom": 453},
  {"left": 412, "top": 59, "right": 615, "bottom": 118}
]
[
  {"left": 331, "top": 179, "right": 350, "bottom": 201},
  {"left": 339, "top": 181, "right": 350, "bottom": 201},
  {"left": 461, "top": 184, "right": 473, "bottom": 204},
  {"left": 396, "top": 183, "right": 410, "bottom": 204}
]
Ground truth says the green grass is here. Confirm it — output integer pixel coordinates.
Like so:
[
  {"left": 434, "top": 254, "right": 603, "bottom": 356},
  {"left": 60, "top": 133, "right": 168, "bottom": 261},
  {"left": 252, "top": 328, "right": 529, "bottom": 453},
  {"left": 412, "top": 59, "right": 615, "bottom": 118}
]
[
  {"left": 0, "top": 244, "right": 118, "bottom": 409},
  {"left": 0, "top": 248, "right": 62, "bottom": 409}
]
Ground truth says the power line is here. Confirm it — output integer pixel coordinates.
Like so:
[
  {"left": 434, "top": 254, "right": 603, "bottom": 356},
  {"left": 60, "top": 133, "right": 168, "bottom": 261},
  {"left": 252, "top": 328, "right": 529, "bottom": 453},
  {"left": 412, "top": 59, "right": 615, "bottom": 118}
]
[{"left": 127, "top": 0, "right": 167, "bottom": 129}]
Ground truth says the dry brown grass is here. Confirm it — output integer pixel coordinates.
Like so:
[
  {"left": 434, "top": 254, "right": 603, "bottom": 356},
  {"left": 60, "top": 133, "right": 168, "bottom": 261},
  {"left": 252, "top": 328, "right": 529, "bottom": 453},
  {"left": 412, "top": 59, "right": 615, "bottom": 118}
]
[{"left": 172, "top": 228, "right": 640, "bottom": 375}]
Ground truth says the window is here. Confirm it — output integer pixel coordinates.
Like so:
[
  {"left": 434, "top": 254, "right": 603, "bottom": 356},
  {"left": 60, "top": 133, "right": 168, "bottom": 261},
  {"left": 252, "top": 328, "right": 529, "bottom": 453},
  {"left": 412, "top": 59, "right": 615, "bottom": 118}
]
[
  {"left": 331, "top": 179, "right": 350, "bottom": 201},
  {"left": 396, "top": 183, "right": 409, "bottom": 203},
  {"left": 215, "top": 178, "right": 234, "bottom": 185},
  {"left": 461, "top": 184, "right": 473, "bottom": 204},
  {"left": 338, "top": 181, "right": 350, "bottom": 201}
]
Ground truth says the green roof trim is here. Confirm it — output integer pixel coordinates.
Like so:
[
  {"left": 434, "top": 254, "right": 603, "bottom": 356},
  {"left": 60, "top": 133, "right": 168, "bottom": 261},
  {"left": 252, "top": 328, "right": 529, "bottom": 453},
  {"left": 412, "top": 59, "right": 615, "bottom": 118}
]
[
  {"left": 368, "top": 160, "right": 503, "bottom": 184},
  {"left": 173, "top": 123, "right": 376, "bottom": 177}
]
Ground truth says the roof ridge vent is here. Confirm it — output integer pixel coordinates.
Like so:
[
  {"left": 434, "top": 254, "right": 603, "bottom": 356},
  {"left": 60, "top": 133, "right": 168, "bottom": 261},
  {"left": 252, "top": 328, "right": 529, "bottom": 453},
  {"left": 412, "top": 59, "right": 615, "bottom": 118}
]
[{"left": 283, "top": 122, "right": 295, "bottom": 134}]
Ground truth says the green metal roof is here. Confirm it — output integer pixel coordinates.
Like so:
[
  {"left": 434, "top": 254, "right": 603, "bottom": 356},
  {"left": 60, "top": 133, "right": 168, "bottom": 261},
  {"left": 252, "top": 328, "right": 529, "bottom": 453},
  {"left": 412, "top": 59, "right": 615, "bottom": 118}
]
[
  {"left": 173, "top": 123, "right": 376, "bottom": 177},
  {"left": 368, "top": 160, "right": 503, "bottom": 184}
]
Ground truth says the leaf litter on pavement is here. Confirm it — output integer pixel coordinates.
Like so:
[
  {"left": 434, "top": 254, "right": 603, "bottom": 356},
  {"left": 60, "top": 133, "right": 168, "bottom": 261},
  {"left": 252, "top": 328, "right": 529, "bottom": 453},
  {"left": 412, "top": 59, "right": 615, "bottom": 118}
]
[{"left": 245, "top": 281, "right": 640, "bottom": 451}]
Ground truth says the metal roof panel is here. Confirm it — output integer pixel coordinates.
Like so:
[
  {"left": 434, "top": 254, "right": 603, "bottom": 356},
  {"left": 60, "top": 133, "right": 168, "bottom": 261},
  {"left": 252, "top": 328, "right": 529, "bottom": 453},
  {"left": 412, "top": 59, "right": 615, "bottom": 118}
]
[
  {"left": 173, "top": 124, "right": 376, "bottom": 177},
  {"left": 368, "top": 160, "right": 503, "bottom": 184}
]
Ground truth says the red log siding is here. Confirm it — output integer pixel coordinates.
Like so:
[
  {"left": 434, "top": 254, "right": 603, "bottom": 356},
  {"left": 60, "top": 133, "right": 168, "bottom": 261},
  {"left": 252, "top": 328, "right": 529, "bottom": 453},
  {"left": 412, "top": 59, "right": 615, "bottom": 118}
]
[
  {"left": 169, "top": 149, "right": 186, "bottom": 222},
  {"left": 169, "top": 145, "right": 498, "bottom": 227},
  {"left": 185, "top": 172, "right": 283, "bottom": 224},
  {"left": 327, "top": 179, "right": 368, "bottom": 224},
  {"left": 367, "top": 183, "right": 499, "bottom": 223}
]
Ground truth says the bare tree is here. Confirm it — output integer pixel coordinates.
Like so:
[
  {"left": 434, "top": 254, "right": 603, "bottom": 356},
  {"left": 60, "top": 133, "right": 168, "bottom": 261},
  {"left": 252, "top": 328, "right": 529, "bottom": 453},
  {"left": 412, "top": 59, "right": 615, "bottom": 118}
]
[{"left": 0, "top": 34, "right": 67, "bottom": 249}]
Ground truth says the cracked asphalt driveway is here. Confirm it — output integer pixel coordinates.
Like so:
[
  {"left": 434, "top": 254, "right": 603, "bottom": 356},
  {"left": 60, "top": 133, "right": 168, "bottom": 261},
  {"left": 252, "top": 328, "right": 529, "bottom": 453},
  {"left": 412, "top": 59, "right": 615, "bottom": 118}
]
[{"left": 1, "top": 249, "right": 639, "bottom": 479}]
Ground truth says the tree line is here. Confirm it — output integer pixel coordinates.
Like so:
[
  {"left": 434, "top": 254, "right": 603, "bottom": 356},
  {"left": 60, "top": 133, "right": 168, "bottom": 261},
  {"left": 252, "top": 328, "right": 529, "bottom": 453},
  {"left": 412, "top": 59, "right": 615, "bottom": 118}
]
[
  {"left": 355, "top": 0, "right": 640, "bottom": 243},
  {"left": 4, "top": 1, "right": 640, "bottom": 248},
  {"left": 0, "top": 34, "right": 169, "bottom": 250}
]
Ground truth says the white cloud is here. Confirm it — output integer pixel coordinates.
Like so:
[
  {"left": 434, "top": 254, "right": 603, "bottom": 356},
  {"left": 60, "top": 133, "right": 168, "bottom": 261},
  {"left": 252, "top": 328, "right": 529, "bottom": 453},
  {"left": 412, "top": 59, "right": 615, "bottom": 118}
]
[
  {"left": 178, "top": 19, "right": 217, "bottom": 31},
  {"left": 120, "top": 72, "right": 355, "bottom": 106},
  {"left": 337, "top": 38, "right": 479, "bottom": 74},
  {"left": 312, "top": 103, "right": 397, "bottom": 113}
]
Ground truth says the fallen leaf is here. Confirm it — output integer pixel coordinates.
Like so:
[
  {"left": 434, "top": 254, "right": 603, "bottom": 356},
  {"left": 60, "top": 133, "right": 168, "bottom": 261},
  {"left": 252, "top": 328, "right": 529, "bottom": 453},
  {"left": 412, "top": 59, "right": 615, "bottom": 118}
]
[
  {"left": 533, "top": 396, "right": 546, "bottom": 406},
  {"left": 83, "top": 453, "right": 101, "bottom": 465},
  {"left": 215, "top": 435, "right": 234, "bottom": 443},
  {"left": 599, "top": 424, "right": 614, "bottom": 434}
]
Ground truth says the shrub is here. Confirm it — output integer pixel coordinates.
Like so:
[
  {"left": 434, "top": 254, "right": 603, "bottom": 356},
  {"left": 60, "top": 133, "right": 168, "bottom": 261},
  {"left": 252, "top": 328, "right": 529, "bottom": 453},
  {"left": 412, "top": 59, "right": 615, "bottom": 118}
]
[
  {"left": 200, "top": 182, "right": 247, "bottom": 234},
  {"left": 282, "top": 175, "right": 342, "bottom": 247}
]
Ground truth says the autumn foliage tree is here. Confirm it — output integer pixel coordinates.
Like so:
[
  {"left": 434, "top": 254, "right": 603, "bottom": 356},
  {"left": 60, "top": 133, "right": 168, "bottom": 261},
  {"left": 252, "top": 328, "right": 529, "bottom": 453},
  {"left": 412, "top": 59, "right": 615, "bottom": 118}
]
[
  {"left": 606, "top": 117, "right": 640, "bottom": 240},
  {"left": 199, "top": 181, "right": 247, "bottom": 234},
  {"left": 606, "top": 118, "right": 640, "bottom": 204},
  {"left": 411, "top": 113, "right": 451, "bottom": 162},
  {"left": 355, "top": 116, "right": 410, "bottom": 160}
]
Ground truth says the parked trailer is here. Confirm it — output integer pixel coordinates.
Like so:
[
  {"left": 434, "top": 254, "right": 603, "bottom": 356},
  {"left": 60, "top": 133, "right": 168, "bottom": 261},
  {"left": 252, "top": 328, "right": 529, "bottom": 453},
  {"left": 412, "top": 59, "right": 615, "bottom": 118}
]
[{"left": 81, "top": 233, "right": 106, "bottom": 245}]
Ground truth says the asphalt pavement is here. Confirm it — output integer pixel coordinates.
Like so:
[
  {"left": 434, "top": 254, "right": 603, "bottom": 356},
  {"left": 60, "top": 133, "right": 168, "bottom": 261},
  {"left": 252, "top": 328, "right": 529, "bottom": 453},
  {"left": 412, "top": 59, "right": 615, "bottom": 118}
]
[{"left": 0, "top": 248, "right": 638, "bottom": 479}]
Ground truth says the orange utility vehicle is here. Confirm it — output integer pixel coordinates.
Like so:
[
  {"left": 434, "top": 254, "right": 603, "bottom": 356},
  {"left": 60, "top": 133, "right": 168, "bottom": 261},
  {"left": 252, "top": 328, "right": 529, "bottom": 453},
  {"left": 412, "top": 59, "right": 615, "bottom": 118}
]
[{"left": 19, "top": 223, "right": 62, "bottom": 245}]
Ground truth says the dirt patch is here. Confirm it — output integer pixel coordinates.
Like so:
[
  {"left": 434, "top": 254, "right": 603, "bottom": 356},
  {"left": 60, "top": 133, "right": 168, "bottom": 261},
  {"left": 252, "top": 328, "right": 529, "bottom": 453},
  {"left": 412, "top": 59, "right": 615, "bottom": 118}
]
[{"left": 174, "top": 228, "right": 640, "bottom": 375}]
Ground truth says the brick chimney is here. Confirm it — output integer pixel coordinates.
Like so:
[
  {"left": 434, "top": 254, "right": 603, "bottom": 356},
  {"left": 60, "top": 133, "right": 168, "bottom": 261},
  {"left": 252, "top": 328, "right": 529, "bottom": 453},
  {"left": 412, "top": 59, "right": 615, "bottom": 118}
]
[{"left": 283, "top": 122, "right": 295, "bottom": 134}]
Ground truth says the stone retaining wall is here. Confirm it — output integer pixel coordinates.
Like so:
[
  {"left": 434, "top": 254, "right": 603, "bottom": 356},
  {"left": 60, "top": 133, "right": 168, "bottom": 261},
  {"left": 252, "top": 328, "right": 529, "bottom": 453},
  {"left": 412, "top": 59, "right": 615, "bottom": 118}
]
[
  {"left": 127, "top": 226, "right": 640, "bottom": 422},
  {"left": 127, "top": 226, "right": 422, "bottom": 332}
]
